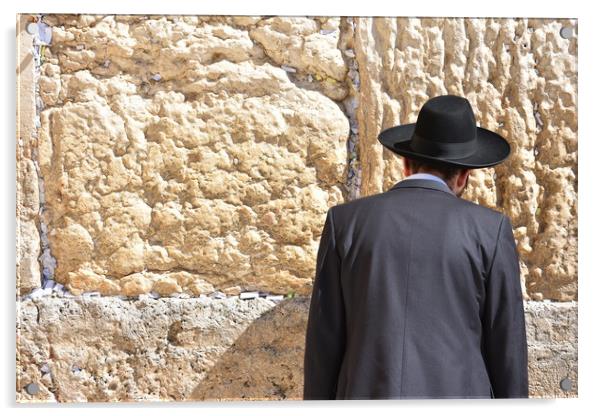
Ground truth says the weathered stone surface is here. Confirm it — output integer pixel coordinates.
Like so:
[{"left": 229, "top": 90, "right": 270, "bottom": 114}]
[
  {"left": 525, "top": 301, "right": 578, "bottom": 398},
  {"left": 36, "top": 15, "right": 349, "bottom": 297},
  {"left": 16, "top": 165, "right": 41, "bottom": 292},
  {"left": 27, "top": 15, "right": 579, "bottom": 301},
  {"left": 17, "top": 15, "right": 41, "bottom": 295},
  {"left": 16, "top": 297, "right": 576, "bottom": 402},
  {"left": 249, "top": 17, "right": 349, "bottom": 100},
  {"left": 353, "top": 18, "right": 577, "bottom": 301}
]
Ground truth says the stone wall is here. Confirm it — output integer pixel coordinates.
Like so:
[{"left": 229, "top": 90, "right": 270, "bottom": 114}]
[
  {"left": 16, "top": 298, "right": 576, "bottom": 401},
  {"left": 16, "top": 14, "right": 578, "bottom": 401}
]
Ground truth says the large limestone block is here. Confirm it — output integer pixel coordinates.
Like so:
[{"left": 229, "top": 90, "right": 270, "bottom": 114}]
[
  {"left": 36, "top": 15, "right": 349, "bottom": 297},
  {"left": 16, "top": 296, "right": 280, "bottom": 402},
  {"left": 353, "top": 18, "right": 577, "bottom": 301},
  {"left": 17, "top": 160, "right": 41, "bottom": 295},
  {"left": 249, "top": 17, "right": 348, "bottom": 81},
  {"left": 525, "top": 301, "right": 577, "bottom": 398},
  {"left": 248, "top": 17, "right": 350, "bottom": 101},
  {"left": 17, "top": 15, "right": 41, "bottom": 295},
  {"left": 16, "top": 297, "right": 577, "bottom": 402}
]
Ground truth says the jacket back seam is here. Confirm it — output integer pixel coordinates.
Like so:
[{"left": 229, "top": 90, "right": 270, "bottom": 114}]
[{"left": 399, "top": 192, "right": 423, "bottom": 396}]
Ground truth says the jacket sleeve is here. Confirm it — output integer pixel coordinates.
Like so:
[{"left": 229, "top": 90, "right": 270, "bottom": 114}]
[
  {"left": 303, "top": 207, "right": 346, "bottom": 400},
  {"left": 482, "top": 214, "right": 530, "bottom": 398}
]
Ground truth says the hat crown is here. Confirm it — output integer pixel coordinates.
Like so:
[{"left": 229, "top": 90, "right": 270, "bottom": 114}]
[{"left": 413, "top": 95, "right": 476, "bottom": 144}]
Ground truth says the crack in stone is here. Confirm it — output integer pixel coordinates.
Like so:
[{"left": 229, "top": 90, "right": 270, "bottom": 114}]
[
  {"left": 30, "top": 15, "right": 59, "bottom": 291},
  {"left": 339, "top": 17, "right": 361, "bottom": 201}
]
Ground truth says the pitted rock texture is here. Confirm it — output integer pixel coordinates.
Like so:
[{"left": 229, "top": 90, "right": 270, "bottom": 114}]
[
  {"left": 35, "top": 15, "right": 349, "bottom": 297},
  {"left": 17, "top": 15, "right": 41, "bottom": 295},
  {"left": 23, "top": 15, "right": 579, "bottom": 301},
  {"left": 16, "top": 296, "right": 304, "bottom": 402},
  {"left": 525, "top": 301, "right": 578, "bottom": 398},
  {"left": 16, "top": 297, "right": 576, "bottom": 402},
  {"left": 353, "top": 18, "right": 577, "bottom": 301}
]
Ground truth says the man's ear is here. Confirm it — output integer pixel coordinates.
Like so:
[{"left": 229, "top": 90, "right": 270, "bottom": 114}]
[
  {"left": 403, "top": 158, "right": 412, "bottom": 177},
  {"left": 457, "top": 168, "right": 471, "bottom": 187}
]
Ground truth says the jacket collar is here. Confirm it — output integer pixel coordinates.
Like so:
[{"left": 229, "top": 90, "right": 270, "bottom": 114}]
[{"left": 387, "top": 178, "right": 455, "bottom": 196}]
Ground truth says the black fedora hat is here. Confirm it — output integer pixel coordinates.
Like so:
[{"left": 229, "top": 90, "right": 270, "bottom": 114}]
[{"left": 378, "top": 95, "right": 511, "bottom": 168}]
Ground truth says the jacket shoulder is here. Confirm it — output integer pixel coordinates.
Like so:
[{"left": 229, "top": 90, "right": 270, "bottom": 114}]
[
  {"left": 329, "top": 189, "right": 508, "bottom": 233},
  {"left": 445, "top": 197, "right": 510, "bottom": 240},
  {"left": 332, "top": 189, "right": 505, "bottom": 216},
  {"left": 454, "top": 196, "right": 507, "bottom": 222},
  {"left": 329, "top": 191, "right": 388, "bottom": 217}
]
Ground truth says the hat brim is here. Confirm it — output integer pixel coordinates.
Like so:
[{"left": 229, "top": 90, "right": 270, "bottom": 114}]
[{"left": 377, "top": 123, "right": 511, "bottom": 168}]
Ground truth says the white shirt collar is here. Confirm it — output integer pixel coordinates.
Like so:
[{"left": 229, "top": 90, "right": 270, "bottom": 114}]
[{"left": 404, "top": 172, "right": 450, "bottom": 189}]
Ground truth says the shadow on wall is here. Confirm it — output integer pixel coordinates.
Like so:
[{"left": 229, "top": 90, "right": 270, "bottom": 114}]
[
  {"left": 189, "top": 299, "right": 577, "bottom": 400},
  {"left": 188, "top": 297, "right": 307, "bottom": 401}
]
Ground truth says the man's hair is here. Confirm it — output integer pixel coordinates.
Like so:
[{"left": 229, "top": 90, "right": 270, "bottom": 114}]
[{"left": 406, "top": 157, "right": 463, "bottom": 183}]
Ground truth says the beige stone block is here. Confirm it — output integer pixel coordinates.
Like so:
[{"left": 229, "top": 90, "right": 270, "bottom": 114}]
[
  {"left": 353, "top": 17, "right": 577, "bottom": 300},
  {"left": 17, "top": 15, "right": 42, "bottom": 295},
  {"left": 35, "top": 15, "right": 349, "bottom": 297},
  {"left": 16, "top": 298, "right": 576, "bottom": 402}
]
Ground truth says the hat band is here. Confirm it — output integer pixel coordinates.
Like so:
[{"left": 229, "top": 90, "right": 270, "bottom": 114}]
[{"left": 409, "top": 133, "right": 478, "bottom": 159}]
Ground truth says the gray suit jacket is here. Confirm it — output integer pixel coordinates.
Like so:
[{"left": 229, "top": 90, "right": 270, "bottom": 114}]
[{"left": 303, "top": 178, "right": 529, "bottom": 400}]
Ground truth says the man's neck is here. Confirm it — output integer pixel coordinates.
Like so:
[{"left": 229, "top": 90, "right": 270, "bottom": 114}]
[
  {"left": 405, "top": 172, "right": 457, "bottom": 195},
  {"left": 406, "top": 172, "right": 447, "bottom": 184},
  {"left": 414, "top": 170, "right": 445, "bottom": 180}
]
